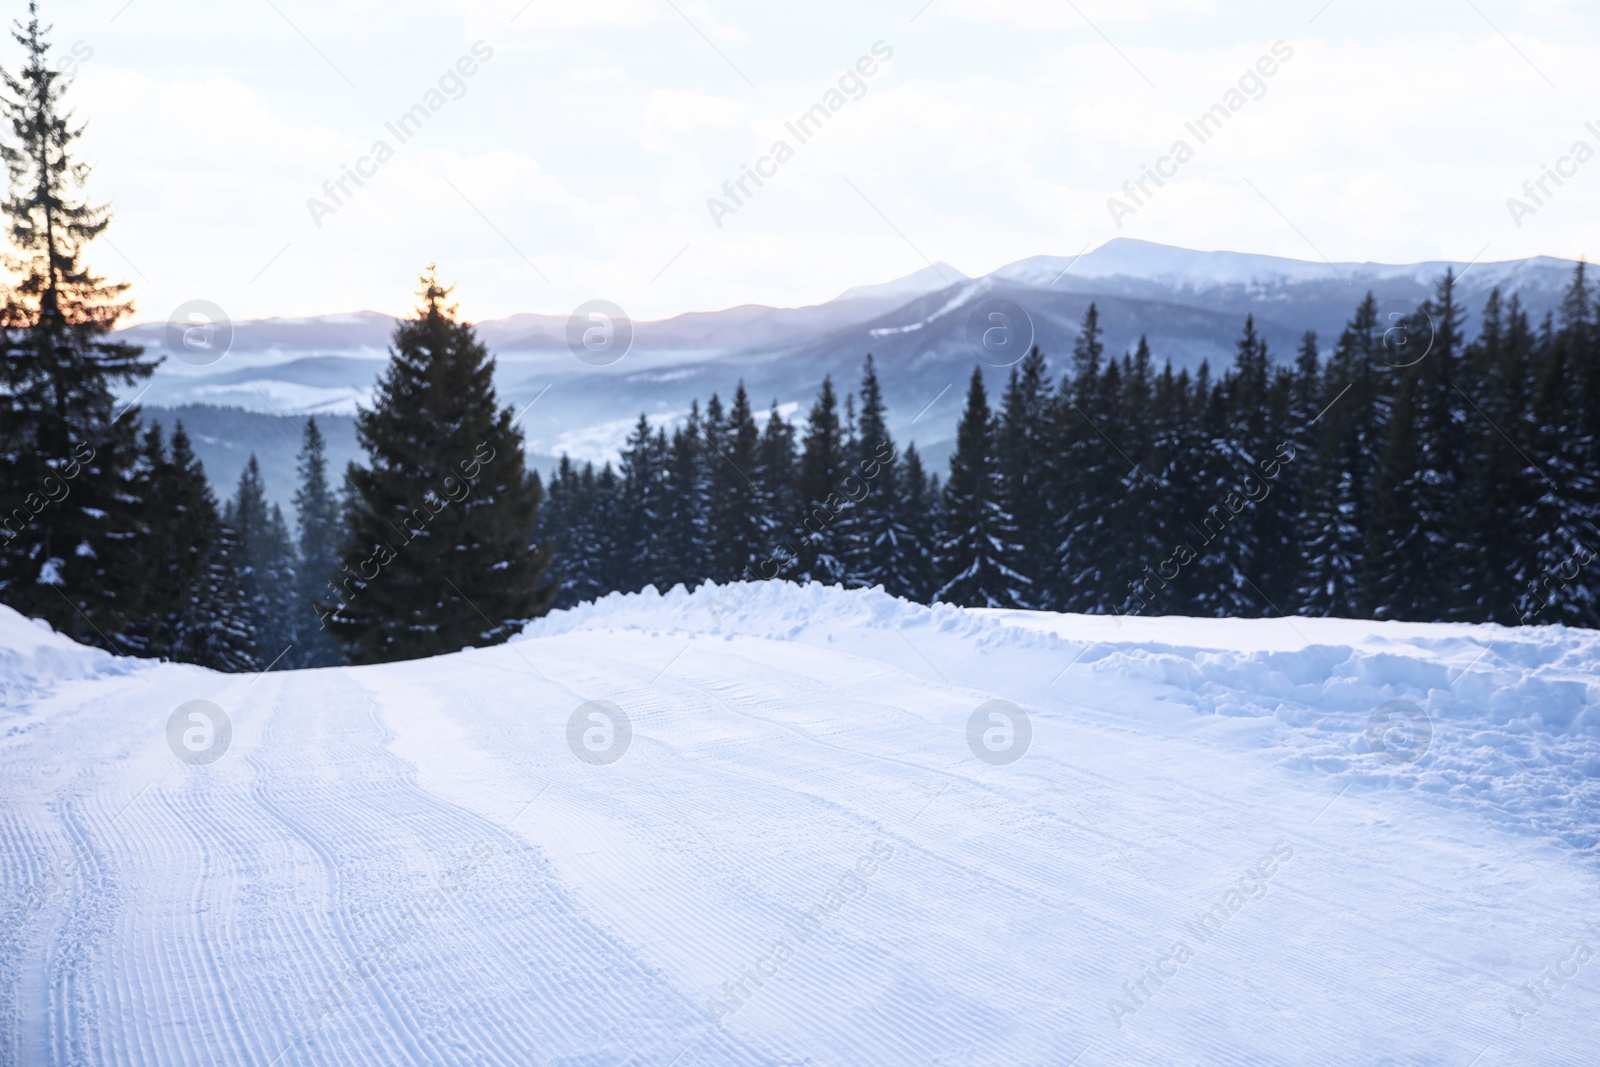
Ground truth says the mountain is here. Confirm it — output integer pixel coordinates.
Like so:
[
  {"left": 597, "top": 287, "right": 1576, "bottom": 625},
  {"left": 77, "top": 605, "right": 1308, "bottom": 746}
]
[{"left": 117, "top": 240, "right": 1585, "bottom": 512}]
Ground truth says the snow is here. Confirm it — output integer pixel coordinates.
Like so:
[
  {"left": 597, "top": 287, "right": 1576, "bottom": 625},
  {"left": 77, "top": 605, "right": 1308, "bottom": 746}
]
[
  {"left": 3, "top": 584, "right": 1598, "bottom": 1065},
  {"left": 833, "top": 263, "right": 968, "bottom": 305},
  {"left": 992, "top": 237, "right": 1580, "bottom": 292}
]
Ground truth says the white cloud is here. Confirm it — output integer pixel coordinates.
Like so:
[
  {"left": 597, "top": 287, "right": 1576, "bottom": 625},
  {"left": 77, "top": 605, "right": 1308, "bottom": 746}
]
[{"left": 14, "top": 0, "right": 1600, "bottom": 322}]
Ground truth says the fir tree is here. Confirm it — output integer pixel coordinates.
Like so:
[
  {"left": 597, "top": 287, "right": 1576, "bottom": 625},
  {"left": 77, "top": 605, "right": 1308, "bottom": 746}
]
[
  {"left": 1298, "top": 295, "right": 1385, "bottom": 617},
  {"left": 617, "top": 414, "right": 666, "bottom": 591},
  {"left": 934, "top": 368, "right": 1026, "bottom": 607},
  {"left": 659, "top": 402, "right": 708, "bottom": 589},
  {"left": 0, "top": 3, "right": 155, "bottom": 645},
  {"left": 1455, "top": 292, "right": 1539, "bottom": 624},
  {"left": 226, "top": 455, "right": 298, "bottom": 667},
  {"left": 129, "top": 424, "right": 255, "bottom": 670},
  {"left": 755, "top": 400, "right": 796, "bottom": 559},
  {"left": 841, "top": 355, "right": 904, "bottom": 590},
  {"left": 328, "top": 270, "right": 554, "bottom": 663},
  {"left": 894, "top": 443, "right": 939, "bottom": 601},
  {"left": 792, "top": 377, "right": 850, "bottom": 583},
  {"left": 996, "top": 347, "right": 1052, "bottom": 607},
  {"left": 706, "top": 384, "right": 763, "bottom": 582},
  {"left": 1054, "top": 304, "right": 1125, "bottom": 612},
  {"left": 291, "top": 418, "right": 343, "bottom": 666},
  {"left": 1522, "top": 267, "right": 1600, "bottom": 625},
  {"left": 1367, "top": 274, "right": 1468, "bottom": 620}
]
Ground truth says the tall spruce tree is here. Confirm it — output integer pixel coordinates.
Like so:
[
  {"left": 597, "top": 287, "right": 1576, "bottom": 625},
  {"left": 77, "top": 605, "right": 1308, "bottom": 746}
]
[
  {"left": 841, "top": 355, "right": 904, "bottom": 590},
  {"left": 1367, "top": 274, "right": 1468, "bottom": 620},
  {"left": 0, "top": 3, "right": 155, "bottom": 645},
  {"left": 328, "top": 270, "right": 554, "bottom": 663},
  {"left": 617, "top": 414, "right": 666, "bottom": 591},
  {"left": 226, "top": 455, "right": 298, "bottom": 667},
  {"left": 934, "top": 368, "right": 1026, "bottom": 607},
  {"left": 792, "top": 377, "right": 850, "bottom": 583},
  {"left": 755, "top": 400, "right": 796, "bottom": 561},
  {"left": 895, "top": 443, "right": 939, "bottom": 601},
  {"left": 1520, "top": 266, "right": 1600, "bottom": 625},
  {"left": 1298, "top": 295, "right": 1384, "bottom": 617},
  {"left": 997, "top": 347, "right": 1053, "bottom": 607},
  {"left": 1455, "top": 291, "right": 1539, "bottom": 624},
  {"left": 291, "top": 417, "right": 343, "bottom": 666},
  {"left": 659, "top": 402, "right": 708, "bottom": 589},
  {"left": 1054, "top": 304, "right": 1126, "bottom": 612},
  {"left": 127, "top": 424, "right": 255, "bottom": 670},
  {"left": 706, "top": 384, "right": 763, "bottom": 582}
]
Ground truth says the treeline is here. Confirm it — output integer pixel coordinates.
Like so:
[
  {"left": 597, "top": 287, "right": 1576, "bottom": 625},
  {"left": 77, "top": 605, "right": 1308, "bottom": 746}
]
[{"left": 541, "top": 270, "right": 1600, "bottom": 627}]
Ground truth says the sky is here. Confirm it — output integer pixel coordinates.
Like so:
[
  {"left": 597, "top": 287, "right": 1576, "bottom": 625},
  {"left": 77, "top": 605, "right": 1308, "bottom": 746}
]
[{"left": 11, "top": 0, "right": 1600, "bottom": 325}]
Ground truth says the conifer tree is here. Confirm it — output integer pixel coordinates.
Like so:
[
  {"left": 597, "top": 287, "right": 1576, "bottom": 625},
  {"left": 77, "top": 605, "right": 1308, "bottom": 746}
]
[
  {"left": 1298, "top": 295, "right": 1384, "bottom": 617},
  {"left": 291, "top": 418, "right": 343, "bottom": 666},
  {"left": 706, "top": 384, "right": 763, "bottom": 582},
  {"left": 538, "top": 454, "right": 578, "bottom": 604},
  {"left": 617, "top": 414, "right": 666, "bottom": 591},
  {"left": 659, "top": 402, "right": 708, "bottom": 589},
  {"left": 840, "top": 355, "right": 904, "bottom": 589},
  {"left": 0, "top": 3, "right": 155, "bottom": 644},
  {"left": 997, "top": 347, "right": 1053, "bottom": 607},
  {"left": 1453, "top": 292, "right": 1538, "bottom": 624},
  {"left": 755, "top": 400, "right": 796, "bottom": 558},
  {"left": 894, "top": 443, "right": 939, "bottom": 601},
  {"left": 1521, "top": 268, "right": 1600, "bottom": 625},
  {"left": 1106, "top": 338, "right": 1167, "bottom": 616},
  {"left": 127, "top": 424, "right": 255, "bottom": 670},
  {"left": 934, "top": 368, "right": 1026, "bottom": 607},
  {"left": 587, "top": 462, "right": 626, "bottom": 593},
  {"left": 792, "top": 377, "right": 850, "bottom": 583},
  {"left": 1054, "top": 304, "right": 1125, "bottom": 612},
  {"left": 328, "top": 270, "right": 554, "bottom": 663},
  {"left": 226, "top": 455, "right": 298, "bottom": 666},
  {"left": 1367, "top": 274, "right": 1467, "bottom": 620}
]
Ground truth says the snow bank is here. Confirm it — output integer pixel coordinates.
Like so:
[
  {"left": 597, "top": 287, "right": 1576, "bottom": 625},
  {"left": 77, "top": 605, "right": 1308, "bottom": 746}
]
[
  {"left": 525, "top": 581, "right": 1600, "bottom": 855},
  {"left": 0, "top": 604, "right": 130, "bottom": 710}
]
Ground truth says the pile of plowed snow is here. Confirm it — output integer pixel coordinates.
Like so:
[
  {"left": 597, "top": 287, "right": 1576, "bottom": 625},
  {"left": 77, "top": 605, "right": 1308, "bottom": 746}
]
[{"left": 2, "top": 583, "right": 1597, "bottom": 1066}]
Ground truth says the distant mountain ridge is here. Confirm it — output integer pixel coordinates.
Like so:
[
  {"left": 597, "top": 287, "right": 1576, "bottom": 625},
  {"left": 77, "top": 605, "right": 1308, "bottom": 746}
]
[{"left": 119, "top": 239, "right": 1585, "bottom": 511}]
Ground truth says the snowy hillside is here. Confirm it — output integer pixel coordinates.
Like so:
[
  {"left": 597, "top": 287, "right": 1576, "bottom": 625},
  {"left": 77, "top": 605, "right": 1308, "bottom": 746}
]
[{"left": 3, "top": 584, "right": 1598, "bottom": 1065}]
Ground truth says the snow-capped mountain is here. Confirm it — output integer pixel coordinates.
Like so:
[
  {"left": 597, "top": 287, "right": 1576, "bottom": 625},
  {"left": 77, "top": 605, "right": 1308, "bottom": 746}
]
[{"left": 116, "top": 240, "right": 1586, "bottom": 509}]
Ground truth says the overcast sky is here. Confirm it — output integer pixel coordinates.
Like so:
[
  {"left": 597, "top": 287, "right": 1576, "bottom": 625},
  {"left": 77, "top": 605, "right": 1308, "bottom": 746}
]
[{"left": 14, "top": 0, "right": 1600, "bottom": 324}]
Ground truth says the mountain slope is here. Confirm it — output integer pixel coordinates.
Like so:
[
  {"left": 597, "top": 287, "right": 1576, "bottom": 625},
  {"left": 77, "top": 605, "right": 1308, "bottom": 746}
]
[{"left": 2, "top": 584, "right": 1597, "bottom": 1065}]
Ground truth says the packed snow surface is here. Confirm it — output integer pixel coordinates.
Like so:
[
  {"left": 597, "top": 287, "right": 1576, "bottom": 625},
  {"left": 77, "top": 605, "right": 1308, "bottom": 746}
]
[{"left": 3, "top": 583, "right": 1598, "bottom": 1066}]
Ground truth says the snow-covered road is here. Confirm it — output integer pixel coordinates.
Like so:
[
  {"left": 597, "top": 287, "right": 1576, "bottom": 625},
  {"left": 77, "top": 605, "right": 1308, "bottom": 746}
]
[{"left": 3, "top": 583, "right": 1598, "bottom": 1065}]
